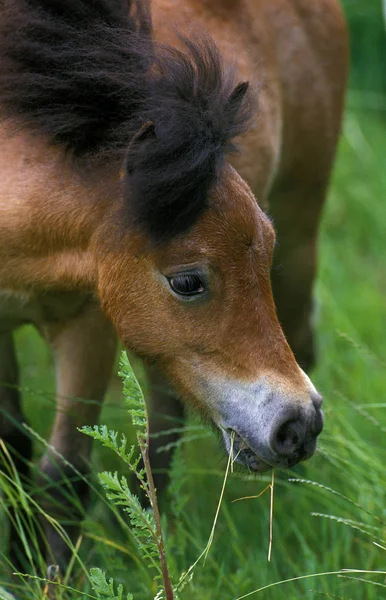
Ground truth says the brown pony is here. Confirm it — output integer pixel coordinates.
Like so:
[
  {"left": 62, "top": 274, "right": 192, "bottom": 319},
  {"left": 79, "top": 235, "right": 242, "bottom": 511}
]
[{"left": 0, "top": 0, "right": 348, "bottom": 570}]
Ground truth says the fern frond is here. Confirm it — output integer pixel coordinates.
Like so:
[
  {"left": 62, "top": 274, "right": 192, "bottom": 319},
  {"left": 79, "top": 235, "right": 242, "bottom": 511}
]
[
  {"left": 89, "top": 568, "right": 133, "bottom": 600},
  {"left": 80, "top": 425, "right": 143, "bottom": 473},
  {"left": 98, "top": 472, "right": 161, "bottom": 571},
  {"left": 82, "top": 351, "right": 174, "bottom": 599},
  {"left": 118, "top": 352, "right": 147, "bottom": 438}
]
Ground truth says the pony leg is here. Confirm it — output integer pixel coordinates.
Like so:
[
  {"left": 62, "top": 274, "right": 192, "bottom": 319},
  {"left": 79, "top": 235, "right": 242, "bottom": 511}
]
[
  {"left": 0, "top": 331, "right": 33, "bottom": 570},
  {"left": 38, "top": 302, "right": 117, "bottom": 570},
  {"left": 269, "top": 182, "right": 329, "bottom": 372},
  {"left": 145, "top": 365, "right": 185, "bottom": 498}
]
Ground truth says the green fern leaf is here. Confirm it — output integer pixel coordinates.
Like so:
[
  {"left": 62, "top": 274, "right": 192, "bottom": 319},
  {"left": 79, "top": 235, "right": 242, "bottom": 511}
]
[
  {"left": 89, "top": 567, "right": 133, "bottom": 599},
  {"left": 118, "top": 351, "right": 147, "bottom": 435},
  {"left": 98, "top": 472, "right": 161, "bottom": 570}
]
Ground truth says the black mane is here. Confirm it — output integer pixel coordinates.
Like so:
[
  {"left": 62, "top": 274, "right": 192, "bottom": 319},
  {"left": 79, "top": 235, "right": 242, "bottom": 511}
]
[{"left": 0, "top": 0, "right": 254, "bottom": 240}]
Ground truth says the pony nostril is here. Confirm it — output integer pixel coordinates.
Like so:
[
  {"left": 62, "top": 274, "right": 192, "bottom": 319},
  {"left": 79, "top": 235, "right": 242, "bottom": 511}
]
[{"left": 271, "top": 419, "right": 305, "bottom": 457}]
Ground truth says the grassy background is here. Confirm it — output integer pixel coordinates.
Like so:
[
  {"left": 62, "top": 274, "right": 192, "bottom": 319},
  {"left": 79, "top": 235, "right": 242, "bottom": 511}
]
[{"left": 1, "top": 1, "right": 386, "bottom": 598}]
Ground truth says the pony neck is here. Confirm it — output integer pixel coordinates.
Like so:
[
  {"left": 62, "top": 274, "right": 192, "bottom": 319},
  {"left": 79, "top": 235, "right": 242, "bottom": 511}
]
[{"left": 0, "top": 125, "right": 122, "bottom": 292}]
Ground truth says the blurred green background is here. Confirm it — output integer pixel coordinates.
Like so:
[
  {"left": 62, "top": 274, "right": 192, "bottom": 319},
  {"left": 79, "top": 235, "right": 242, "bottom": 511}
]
[{"left": 1, "top": 1, "right": 386, "bottom": 599}]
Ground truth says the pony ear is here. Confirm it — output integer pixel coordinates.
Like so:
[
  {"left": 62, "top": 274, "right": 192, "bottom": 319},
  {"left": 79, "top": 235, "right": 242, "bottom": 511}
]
[
  {"left": 226, "top": 81, "right": 250, "bottom": 124},
  {"left": 126, "top": 121, "right": 156, "bottom": 174},
  {"left": 229, "top": 81, "right": 249, "bottom": 103}
]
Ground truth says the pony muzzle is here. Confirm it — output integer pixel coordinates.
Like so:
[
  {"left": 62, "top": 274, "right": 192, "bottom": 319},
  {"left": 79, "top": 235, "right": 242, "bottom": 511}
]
[{"left": 216, "top": 380, "right": 324, "bottom": 472}]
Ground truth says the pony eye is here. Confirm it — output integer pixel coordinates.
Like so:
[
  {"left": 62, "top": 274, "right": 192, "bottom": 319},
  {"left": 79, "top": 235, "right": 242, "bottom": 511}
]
[{"left": 168, "top": 273, "right": 206, "bottom": 297}]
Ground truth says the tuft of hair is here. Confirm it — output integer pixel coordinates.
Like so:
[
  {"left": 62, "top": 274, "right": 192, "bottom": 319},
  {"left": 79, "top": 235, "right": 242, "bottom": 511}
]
[
  {"left": 0, "top": 0, "right": 152, "bottom": 156},
  {"left": 0, "top": 1, "right": 255, "bottom": 241},
  {"left": 124, "top": 35, "right": 254, "bottom": 240}
]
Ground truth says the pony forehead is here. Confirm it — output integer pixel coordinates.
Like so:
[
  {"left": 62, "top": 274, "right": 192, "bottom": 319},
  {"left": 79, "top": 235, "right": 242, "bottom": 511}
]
[
  {"left": 152, "top": 165, "right": 275, "bottom": 264},
  {"left": 208, "top": 165, "right": 275, "bottom": 243}
]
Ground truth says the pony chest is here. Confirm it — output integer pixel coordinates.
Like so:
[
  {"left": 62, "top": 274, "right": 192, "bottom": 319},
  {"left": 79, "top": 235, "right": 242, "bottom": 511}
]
[
  {"left": 0, "top": 289, "right": 43, "bottom": 331},
  {"left": 0, "top": 289, "right": 90, "bottom": 332}
]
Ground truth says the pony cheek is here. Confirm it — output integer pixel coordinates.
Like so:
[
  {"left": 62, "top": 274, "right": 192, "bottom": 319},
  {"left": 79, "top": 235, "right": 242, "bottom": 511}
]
[{"left": 95, "top": 260, "right": 171, "bottom": 355}]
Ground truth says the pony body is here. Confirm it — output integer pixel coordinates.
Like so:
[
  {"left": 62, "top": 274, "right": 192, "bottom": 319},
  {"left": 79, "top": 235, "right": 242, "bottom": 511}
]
[{"left": 0, "top": 0, "right": 348, "bottom": 569}]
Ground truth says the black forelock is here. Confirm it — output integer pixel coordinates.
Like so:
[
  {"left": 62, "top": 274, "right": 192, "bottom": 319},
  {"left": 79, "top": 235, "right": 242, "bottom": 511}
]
[
  {"left": 124, "top": 35, "right": 254, "bottom": 240},
  {"left": 0, "top": 1, "right": 255, "bottom": 242}
]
